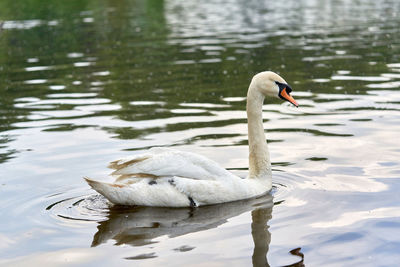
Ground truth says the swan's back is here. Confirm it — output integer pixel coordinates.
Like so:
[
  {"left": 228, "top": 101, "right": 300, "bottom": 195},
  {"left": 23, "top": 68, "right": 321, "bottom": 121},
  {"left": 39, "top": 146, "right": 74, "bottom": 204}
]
[{"left": 109, "top": 147, "right": 234, "bottom": 181}]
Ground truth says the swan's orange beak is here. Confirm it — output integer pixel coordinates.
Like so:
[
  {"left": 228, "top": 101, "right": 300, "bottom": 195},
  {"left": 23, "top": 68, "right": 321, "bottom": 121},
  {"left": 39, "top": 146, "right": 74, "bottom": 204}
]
[{"left": 280, "top": 87, "right": 298, "bottom": 107}]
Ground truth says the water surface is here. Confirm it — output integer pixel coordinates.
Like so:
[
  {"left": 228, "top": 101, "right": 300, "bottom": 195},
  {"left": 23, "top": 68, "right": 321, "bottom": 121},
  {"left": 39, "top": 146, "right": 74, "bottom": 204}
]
[{"left": 1, "top": 0, "right": 400, "bottom": 266}]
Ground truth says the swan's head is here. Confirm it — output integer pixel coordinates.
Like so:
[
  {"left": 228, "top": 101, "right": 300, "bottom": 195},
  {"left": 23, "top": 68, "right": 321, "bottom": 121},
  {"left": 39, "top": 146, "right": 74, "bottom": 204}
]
[{"left": 252, "top": 71, "right": 298, "bottom": 107}]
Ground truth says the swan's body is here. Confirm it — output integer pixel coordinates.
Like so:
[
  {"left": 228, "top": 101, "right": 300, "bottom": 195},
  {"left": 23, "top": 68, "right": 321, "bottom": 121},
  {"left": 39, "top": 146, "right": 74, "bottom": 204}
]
[
  {"left": 85, "top": 71, "right": 298, "bottom": 207},
  {"left": 86, "top": 147, "right": 271, "bottom": 207}
]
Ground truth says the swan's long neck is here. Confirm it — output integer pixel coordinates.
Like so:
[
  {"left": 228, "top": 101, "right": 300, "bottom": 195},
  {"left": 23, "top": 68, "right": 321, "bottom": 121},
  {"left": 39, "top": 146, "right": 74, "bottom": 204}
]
[{"left": 246, "top": 81, "right": 272, "bottom": 179}]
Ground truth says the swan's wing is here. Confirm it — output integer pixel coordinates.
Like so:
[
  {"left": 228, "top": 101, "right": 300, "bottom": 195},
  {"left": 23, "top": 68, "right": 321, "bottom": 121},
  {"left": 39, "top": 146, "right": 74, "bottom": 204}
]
[
  {"left": 85, "top": 148, "right": 246, "bottom": 206},
  {"left": 109, "top": 147, "right": 234, "bottom": 181}
]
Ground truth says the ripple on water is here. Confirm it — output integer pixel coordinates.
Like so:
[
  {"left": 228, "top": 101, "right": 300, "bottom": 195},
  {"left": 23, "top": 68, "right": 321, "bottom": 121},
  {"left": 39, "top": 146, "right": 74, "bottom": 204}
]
[
  {"left": 271, "top": 172, "right": 302, "bottom": 206},
  {"left": 46, "top": 194, "right": 110, "bottom": 223}
]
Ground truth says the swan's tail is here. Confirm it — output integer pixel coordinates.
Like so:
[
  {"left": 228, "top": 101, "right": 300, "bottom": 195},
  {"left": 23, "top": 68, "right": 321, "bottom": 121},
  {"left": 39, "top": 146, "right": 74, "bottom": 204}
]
[
  {"left": 84, "top": 177, "right": 127, "bottom": 204},
  {"left": 85, "top": 177, "right": 108, "bottom": 194}
]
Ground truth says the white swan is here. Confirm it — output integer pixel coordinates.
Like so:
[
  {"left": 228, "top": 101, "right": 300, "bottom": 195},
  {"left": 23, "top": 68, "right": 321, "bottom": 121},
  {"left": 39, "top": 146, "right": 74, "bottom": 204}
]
[{"left": 85, "top": 71, "right": 298, "bottom": 207}]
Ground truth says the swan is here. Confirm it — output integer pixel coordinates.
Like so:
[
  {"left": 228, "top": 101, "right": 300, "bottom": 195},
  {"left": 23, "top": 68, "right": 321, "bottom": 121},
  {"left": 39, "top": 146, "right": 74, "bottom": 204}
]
[{"left": 85, "top": 71, "right": 298, "bottom": 207}]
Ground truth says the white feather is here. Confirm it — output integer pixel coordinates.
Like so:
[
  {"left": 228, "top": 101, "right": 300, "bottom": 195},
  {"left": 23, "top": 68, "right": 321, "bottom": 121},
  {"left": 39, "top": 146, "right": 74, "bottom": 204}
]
[{"left": 112, "top": 147, "right": 233, "bottom": 180}]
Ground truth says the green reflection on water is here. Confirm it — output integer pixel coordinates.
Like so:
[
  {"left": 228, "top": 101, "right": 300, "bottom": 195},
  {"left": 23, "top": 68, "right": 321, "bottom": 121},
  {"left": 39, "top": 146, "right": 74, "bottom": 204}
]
[{"left": 1, "top": 0, "right": 399, "bottom": 138}]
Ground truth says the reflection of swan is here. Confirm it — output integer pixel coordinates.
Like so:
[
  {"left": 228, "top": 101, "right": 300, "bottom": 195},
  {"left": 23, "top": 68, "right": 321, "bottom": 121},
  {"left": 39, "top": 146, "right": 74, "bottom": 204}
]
[
  {"left": 85, "top": 71, "right": 298, "bottom": 207},
  {"left": 91, "top": 195, "right": 273, "bottom": 248},
  {"left": 252, "top": 207, "right": 272, "bottom": 267}
]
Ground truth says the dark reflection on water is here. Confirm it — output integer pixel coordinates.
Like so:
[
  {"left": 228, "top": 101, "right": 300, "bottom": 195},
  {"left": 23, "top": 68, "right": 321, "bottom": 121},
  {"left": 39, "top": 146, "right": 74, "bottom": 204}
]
[
  {"left": 90, "top": 194, "right": 308, "bottom": 266},
  {"left": 251, "top": 207, "right": 272, "bottom": 267},
  {"left": 92, "top": 195, "right": 273, "bottom": 248},
  {"left": 1, "top": 0, "right": 400, "bottom": 266}
]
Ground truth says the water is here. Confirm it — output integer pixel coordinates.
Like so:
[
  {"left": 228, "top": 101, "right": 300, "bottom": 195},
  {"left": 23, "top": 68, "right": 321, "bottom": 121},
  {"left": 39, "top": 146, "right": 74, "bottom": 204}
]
[{"left": 1, "top": 0, "right": 400, "bottom": 266}]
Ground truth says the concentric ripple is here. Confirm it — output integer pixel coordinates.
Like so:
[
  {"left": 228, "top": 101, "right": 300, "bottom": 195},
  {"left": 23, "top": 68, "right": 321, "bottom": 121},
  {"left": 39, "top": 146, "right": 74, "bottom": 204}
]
[{"left": 46, "top": 194, "right": 111, "bottom": 222}]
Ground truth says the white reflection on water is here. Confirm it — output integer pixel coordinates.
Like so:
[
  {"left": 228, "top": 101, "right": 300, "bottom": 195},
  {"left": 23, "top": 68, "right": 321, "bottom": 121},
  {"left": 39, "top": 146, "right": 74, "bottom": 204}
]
[
  {"left": 2, "top": 19, "right": 42, "bottom": 29},
  {"left": 312, "top": 207, "right": 400, "bottom": 228},
  {"left": 0, "top": 248, "right": 99, "bottom": 266},
  {"left": 303, "top": 55, "right": 361, "bottom": 62},
  {"left": 49, "top": 85, "right": 66, "bottom": 90},
  {"left": 170, "top": 108, "right": 206, "bottom": 114},
  {"left": 73, "top": 62, "right": 93, "bottom": 67},
  {"left": 387, "top": 63, "right": 400, "bottom": 68},
  {"left": 67, "top": 52, "right": 84, "bottom": 58},
  {"left": 46, "top": 93, "right": 98, "bottom": 98},
  {"left": 24, "top": 79, "right": 47, "bottom": 84},
  {"left": 15, "top": 98, "right": 111, "bottom": 108},
  {"left": 366, "top": 81, "right": 400, "bottom": 89},
  {"left": 331, "top": 75, "right": 391, "bottom": 82},
  {"left": 299, "top": 174, "right": 387, "bottom": 192},
  {"left": 27, "top": 58, "right": 39, "bottom": 63},
  {"left": 25, "top": 66, "right": 52, "bottom": 72},
  {"left": 179, "top": 102, "right": 230, "bottom": 108},
  {"left": 0, "top": 234, "right": 15, "bottom": 250},
  {"left": 222, "top": 97, "right": 246, "bottom": 102},
  {"left": 93, "top": 71, "right": 111, "bottom": 76},
  {"left": 281, "top": 196, "right": 307, "bottom": 207},
  {"left": 129, "top": 101, "right": 166, "bottom": 106}
]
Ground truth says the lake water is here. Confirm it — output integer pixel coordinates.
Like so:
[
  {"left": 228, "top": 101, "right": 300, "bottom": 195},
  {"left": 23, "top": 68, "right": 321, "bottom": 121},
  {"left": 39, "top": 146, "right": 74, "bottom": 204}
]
[{"left": 1, "top": 0, "right": 400, "bottom": 266}]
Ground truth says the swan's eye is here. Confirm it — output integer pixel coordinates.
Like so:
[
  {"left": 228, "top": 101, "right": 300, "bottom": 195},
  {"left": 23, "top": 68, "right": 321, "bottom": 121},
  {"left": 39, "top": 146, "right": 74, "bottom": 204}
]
[
  {"left": 275, "top": 81, "right": 293, "bottom": 94},
  {"left": 275, "top": 81, "right": 287, "bottom": 92}
]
